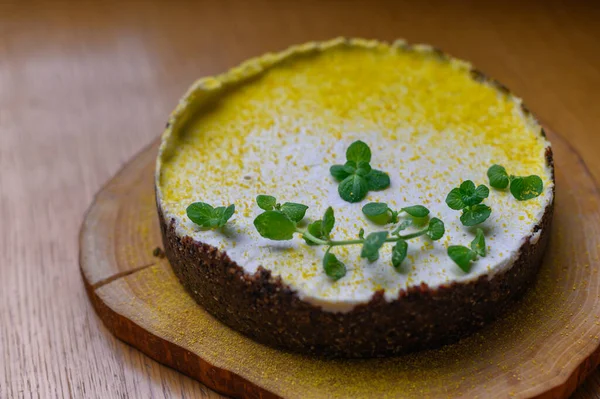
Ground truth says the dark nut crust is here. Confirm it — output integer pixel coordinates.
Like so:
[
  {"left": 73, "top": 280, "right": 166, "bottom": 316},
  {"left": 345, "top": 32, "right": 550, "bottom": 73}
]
[{"left": 158, "top": 167, "right": 554, "bottom": 358}]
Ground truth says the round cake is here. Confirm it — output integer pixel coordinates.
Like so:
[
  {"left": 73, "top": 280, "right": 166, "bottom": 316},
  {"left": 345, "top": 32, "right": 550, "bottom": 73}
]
[{"left": 156, "top": 38, "right": 554, "bottom": 357}]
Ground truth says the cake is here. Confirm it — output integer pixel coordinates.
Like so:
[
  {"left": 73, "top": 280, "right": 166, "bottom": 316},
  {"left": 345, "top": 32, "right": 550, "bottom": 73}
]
[{"left": 155, "top": 38, "right": 554, "bottom": 357}]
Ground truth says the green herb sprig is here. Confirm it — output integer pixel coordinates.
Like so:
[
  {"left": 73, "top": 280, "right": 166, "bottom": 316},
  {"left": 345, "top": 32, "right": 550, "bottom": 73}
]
[
  {"left": 487, "top": 164, "right": 544, "bottom": 201},
  {"left": 447, "top": 228, "right": 486, "bottom": 272},
  {"left": 445, "top": 180, "right": 492, "bottom": 226},
  {"left": 362, "top": 202, "right": 430, "bottom": 225},
  {"left": 256, "top": 195, "right": 308, "bottom": 222},
  {"left": 187, "top": 202, "right": 235, "bottom": 229},
  {"left": 330, "top": 141, "right": 390, "bottom": 203},
  {"left": 253, "top": 197, "right": 445, "bottom": 280}
]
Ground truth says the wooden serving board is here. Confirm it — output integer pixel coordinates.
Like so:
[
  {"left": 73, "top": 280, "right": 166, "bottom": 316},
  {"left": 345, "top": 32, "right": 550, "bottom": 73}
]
[{"left": 80, "top": 129, "right": 600, "bottom": 399}]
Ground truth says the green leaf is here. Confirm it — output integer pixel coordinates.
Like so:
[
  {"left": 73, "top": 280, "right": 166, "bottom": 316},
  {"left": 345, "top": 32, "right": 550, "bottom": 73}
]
[
  {"left": 460, "top": 204, "right": 492, "bottom": 226},
  {"left": 461, "top": 182, "right": 489, "bottom": 206},
  {"left": 346, "top": 140, "right": 372, "bottom": 163},
  {"left": 402, "top": 205, "right": 430, "bottom": 218},
  {"left": 222, "top": 204, "right": 235, "bottom": 222},
  {"left": 360, "top": 231, "right": 388, "bottom": 262},
  {"left": 391, "top": 239, "right": 408, "bottom": 270},
  {"left": 187, "top": 202, "right": 215, "bottom": 227},
  {"left": 322, "top": 207, "right": 335, "bottom": 237},
  {"left": 188, "top": 202, "right": 235, "bottom": 229},
  {"left": 448, "top": 245, "right": 477, "bottom": 273},
  {"left": 280, "top": 202, "right": 308, "bottom": 223},
  {"left": 323, "top": 251, "right": 346, "bottom": 281},
  {"left": 475, "top": 185, "right": 490, "bottom": 200},
  {"left": 392, "top": 220, "right": 412, "bottom": 235},
  {"left": 256, "top": 195, "right": 276, "bottom": 211},
  {"left": 460, "top": 180, "right": 476, "bottom": 195},
  {"left": 304, "top": 220, "right": 324, "bottom": 246},
  {"left": 211, "top": 207, "right": 226, "bottom": 227},
  {"left": 330, "top": 165, "right": 350, "bottom": 182},
  {"left": 471, "top": 228, "right": 486, "bottom": 257},
  {"left": 487, "top": 164, "right": 509, "bottom": 189},
  {"left": 362, "top": 202, "right": 389, "bottom": 216},
  {"left": 338, "top": 175, "right": 369, "bottom": 203},
  {"left": 364, "top": 169, "right": 390, "bottom": 191},
  {"left": 358, "top": 228, "right": 365, "bottom": 239},
  {"left": 343, "top": 161, "right": 357, "bottom": 174},
  {"left": 510, "top": 175, "right": 544, "bottom": 201},
  {"left": 445, "top": 188, "right": 465, "bottom": 210},
  {"left": 253, "top": 211, "right": 296, "bottom": 241},
  {"left": 427, "top": 217, "right": 445, "bottom": 240},
  {"left": 355, "top": 160, "right": 372, "bottom": 177},
  {"left": 362, "top": 202, "right": 391, "bottom": 225},
  {"left": 213, "top": 204, "right": 235, "bottom": 227}
]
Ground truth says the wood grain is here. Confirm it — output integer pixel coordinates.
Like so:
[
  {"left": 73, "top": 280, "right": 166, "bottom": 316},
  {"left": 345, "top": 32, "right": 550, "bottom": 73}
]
[
  {"left": 79, "top": 129, "right": 600, "bottom": 399},
  {"left": 2, "top": 0, "right": 600, "bottom": 397}
]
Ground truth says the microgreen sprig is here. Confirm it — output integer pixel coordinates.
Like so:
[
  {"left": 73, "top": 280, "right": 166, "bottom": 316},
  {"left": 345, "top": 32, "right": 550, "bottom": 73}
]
[
  {"left": 330, "top": 141, "right": 390, "bottom": 203},
  {"left": 447, "top": 228, "right": 486, "bottom": 272},
  {"left": 487, "top": 164, "right": 544, "bottom": 201},
  {"left": 253, "top": 198, "right": 445, "bottom": 280},
  {"left": 362, "top": 202, "right": 430, "bottom": 225},
  {"left": 187, "top": 202, "right": 235, "bottom": 229},
  {"left": 256, "top": 195, "right": 308, "bottom": 222},
  {"left": 445, "top": 180, "right": 492, "bottom": 226}
]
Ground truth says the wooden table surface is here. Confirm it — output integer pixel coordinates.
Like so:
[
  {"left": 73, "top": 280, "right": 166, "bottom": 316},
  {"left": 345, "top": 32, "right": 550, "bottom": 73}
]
[{"left": 1, "top": 1, "right": 599, "bottom": 397}]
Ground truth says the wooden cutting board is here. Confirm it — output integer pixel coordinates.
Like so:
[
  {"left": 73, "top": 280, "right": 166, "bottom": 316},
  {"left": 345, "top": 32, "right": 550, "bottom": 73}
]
[{"left": 79, "top": 129, "right": 600, "bottom": 399}]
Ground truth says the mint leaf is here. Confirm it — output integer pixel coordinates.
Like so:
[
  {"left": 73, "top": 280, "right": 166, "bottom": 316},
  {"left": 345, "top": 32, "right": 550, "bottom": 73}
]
[
  {"left": 510, "top": 175, "right": 543, "bottom": 201},
  {"left": 322, "top": 207, "right": 335, "bottom": 237},
  {"left": 460, "top": 204, "right": 492, "bottom": 226},
  {"left": 460, "top": 180, "right": 476, "bottom": 195},
  {"left": 487, "top": 164, "right": 509, "bottom": 189},
  {"left": 445, "top": 188, "right": 465, "bottom": 210},
  {"left": 362, "top": 202, "right": 391, "bottom": 225},
  {"left": 471, "top": 228, "right": 486, "bottom": 257},
  {"left": 256, "top": 195, "right": 276, "bottom": 211},
  {"left": 332, "top": 142, "right": 390, "bottom": 203},
  {"left": 323, "top": 251, "right": 346, "bottom": 281},
  {"left": 364, "top": 169, "right": 390, "bottom": 191},
  {"left": 280, "top": 202, "right": 308, "bottom": 223},
  {"left": 222, "top": 204, "right": 235, "bottom": 223},
  {"left": 187, "top": 202, "right": 215, "bottom": 227},
  {"left": 391, "top": 239, "right": 408, "bottom": 270},
  {"left": 363, "top": 202, "right": 389, "bottom": 216},
  {"left": 427, "top": 217, "right": 445, "bottom": 240},
  {"left": 392, "top": 220, "right": 412, "bottom": 235},
  {"left": 360, "top": 231, "right": 388, "bottom": 262},
  {"left": 474, "top": 185, "right": 490, "bottom": 201},
  {"left": 330, "top": 165, "right": 350, "bottom": 182},
  {"left": 461, "top": 181, "right": 488, "bottom": 206},
  {"left": 304, "top": 220, "right": 324, "bottom": 246},
  {"left": 339, "top": 174, "right": 369, "bottom": 203},
  {"left": 253, "top": 211, "right": 296, "bottom": 240},
  {"left": 402, "top": 205, "right": 430, "bottom": 218},
  {"left": 188, "top": 202, "right": 235, "bottom": 229},
  {"left": 356, "top": 160, "right": 372, "bottom": 177},
  {"left": 448, "top": 245, "right": 477, "bottom": 273},
  {"left": 346, "top": 140, "right": 372, "bottom": 163},
  {"left": 343, "top": 161, "right": 357, "bottom": 174},
  {"left": 213, "top": 204, "right": 235, "bottom": 227}
]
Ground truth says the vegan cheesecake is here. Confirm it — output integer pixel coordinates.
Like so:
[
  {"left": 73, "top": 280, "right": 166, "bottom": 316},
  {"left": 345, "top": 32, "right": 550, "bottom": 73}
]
[{"left": 156, "top": 38, "right": 554, "bottom": 357}]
